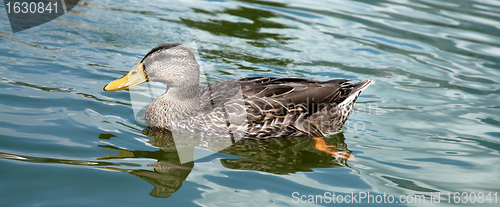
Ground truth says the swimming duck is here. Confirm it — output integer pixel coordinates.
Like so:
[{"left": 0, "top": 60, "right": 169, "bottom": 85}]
[{"left": 104, "top": 43, "right": 373, "bottom": 157}]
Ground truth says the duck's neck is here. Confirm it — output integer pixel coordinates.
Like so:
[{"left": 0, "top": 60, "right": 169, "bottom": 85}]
[
  {"left": 162, "top": 85, "right": 200, "bottom": 112},
  {"left": 145, "top": 84, "right": 200, "bottom": 129}
]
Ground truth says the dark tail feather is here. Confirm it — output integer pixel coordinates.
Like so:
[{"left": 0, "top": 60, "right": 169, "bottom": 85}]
[
  {"left": 339, "top": 79, "right": 374, "bottom": 106},
  {"left": 349, "top": 79, "right": 375, "bottom": 94},
  {"left": 304, "top": 79, "right": 374, "bottom": 136}
]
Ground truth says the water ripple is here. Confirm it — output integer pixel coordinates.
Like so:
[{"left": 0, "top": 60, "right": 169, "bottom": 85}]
[{"left": 1, "top": 0, "right": 500, "bottom": 204}]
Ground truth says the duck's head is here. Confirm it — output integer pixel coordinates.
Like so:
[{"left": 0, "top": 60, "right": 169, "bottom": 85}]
[{"left": 104, "top": 43, "right": 199, "bottom": 91}]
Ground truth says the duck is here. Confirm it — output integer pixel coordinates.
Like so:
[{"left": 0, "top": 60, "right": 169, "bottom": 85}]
[{"left": 104, "top": 43, "right": 373, "bottom": 157}]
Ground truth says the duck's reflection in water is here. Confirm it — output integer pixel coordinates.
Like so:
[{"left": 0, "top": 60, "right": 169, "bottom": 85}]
[
  {"left": 98, "top": 129, "right": 195, "bottom": 198},
  {"left": 99, "top": 129, "right": 353, "bottom": 198}
]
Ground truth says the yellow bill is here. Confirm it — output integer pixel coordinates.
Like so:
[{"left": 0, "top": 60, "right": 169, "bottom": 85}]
[{"left": 104, "top": 62, "right": 149, "bottom": 91}]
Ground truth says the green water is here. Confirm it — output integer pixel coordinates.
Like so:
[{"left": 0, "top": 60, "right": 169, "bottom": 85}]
[{"left": 1, "top": 0, "right": 499, "bottom": 206}]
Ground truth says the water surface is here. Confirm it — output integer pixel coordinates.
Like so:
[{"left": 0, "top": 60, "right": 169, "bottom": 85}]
[{"left": 1, "top": 0, "right": 499, "bottom": 206}]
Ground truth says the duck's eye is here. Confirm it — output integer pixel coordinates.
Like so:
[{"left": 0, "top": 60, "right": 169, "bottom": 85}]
[
  {"left": 158, "top": 52, "right": 172, "bottom": 61},
  {"left": 144, "top": 52, "right": 171, "bottom": 68},
  {"left": 155, "top": 52, "right": 172, "bottom": 63},
  {"left": 157, "top": 52, "right": 166, "bottom": 59}
]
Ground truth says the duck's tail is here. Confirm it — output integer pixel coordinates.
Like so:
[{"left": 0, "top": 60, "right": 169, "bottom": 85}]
[
  {"left": 351, "top": 79, "right": 375, "bottom": 93},
  {"left": 339, "top": 79, "right": 375, "bottom": 106},
  {"left": 304, "top": 79, "right": 374, "bottom": 136}
]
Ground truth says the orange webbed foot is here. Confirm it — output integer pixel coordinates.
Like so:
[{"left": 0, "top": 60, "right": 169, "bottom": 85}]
[{"left": 313, "top": 137, "right": 351, "bottom": 160}]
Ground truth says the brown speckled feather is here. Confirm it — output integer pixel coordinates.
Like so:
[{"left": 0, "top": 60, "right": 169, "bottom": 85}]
[{"left": 194, "top": 77, "right": 374, "bottom": 139}]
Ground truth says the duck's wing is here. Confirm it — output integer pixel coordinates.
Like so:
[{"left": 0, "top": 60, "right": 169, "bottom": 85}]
[
  {"left": 199, "top": 77, "right": 373, "bottom": 138},
  {"left": 237, "top": 77, "right": 350, "bottom": 137},
  {"left": 199, "top": 77, "right": 348, "bottom": 111},
  {"left": 239, "top": 77, "right": 349, "bottom": 113}
]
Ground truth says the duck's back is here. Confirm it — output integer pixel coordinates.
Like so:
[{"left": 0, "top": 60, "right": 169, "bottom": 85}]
[{"left": 199, "top": 77, "right": 374, "bottom": 139}]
